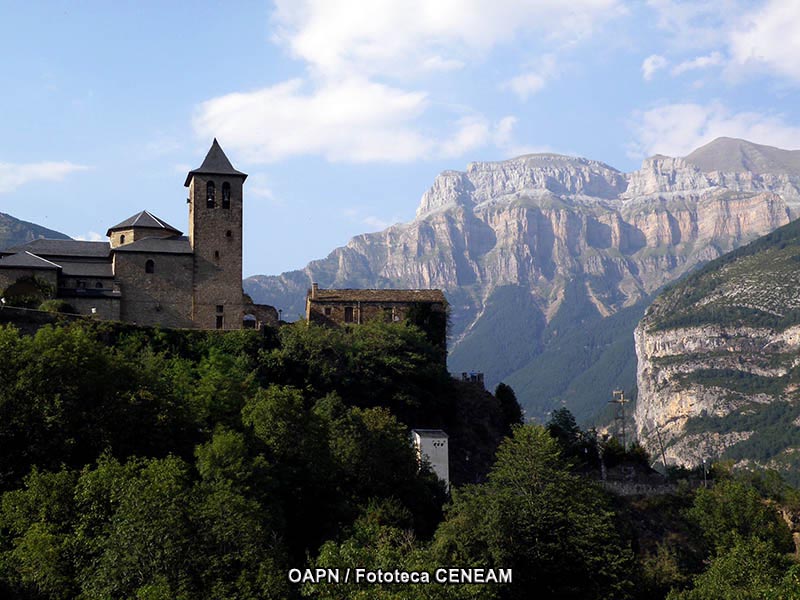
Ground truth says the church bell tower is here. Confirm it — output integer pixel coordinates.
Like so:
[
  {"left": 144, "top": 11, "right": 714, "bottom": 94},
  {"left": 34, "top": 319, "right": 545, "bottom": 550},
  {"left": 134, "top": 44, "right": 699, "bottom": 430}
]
[{"left": 184, "top": 139, "right": 247, "bottom": 329}]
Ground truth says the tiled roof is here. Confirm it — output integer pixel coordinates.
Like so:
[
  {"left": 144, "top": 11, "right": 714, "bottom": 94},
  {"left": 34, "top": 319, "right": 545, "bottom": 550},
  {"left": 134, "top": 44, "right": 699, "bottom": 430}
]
[
  {"left": 309, "top": 288, "right": 447, "bottom": 304},
  {"left": 107, "top": 210, "right": 181, "bottom": 235},
  {"left": 0, "top": 251, "right": 61, "bottom": 269},
  {"left": 3, "top": 239, "right": 110, "bottom": 259},
  {"left": 58, "top": 261, "right": 114, "bottom": 278},
  {"left": 112, "top": 235, "right": 192, "bottom": 254},
  {"left": 184, "top": 139, "right": 247, "bottom": 186}
]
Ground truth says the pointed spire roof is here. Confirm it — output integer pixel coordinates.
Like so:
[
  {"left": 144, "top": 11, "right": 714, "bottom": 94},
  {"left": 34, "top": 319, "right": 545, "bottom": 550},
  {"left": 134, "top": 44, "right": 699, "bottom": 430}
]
[
  {"left": 106, "top": 210, "right": 182, "bottom": 236},
  {"left": 184, "top": 138, "right": 247, "bottom": 186}
]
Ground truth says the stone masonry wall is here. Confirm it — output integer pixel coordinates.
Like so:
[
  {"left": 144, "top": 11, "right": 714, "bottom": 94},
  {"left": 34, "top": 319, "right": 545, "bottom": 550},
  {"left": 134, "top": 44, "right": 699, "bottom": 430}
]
[
  {"left": 308, "top": 301, "right": 422, "bottom": 326},
  {"left": 188, "top": 174, "right": 244, "bottom": 329},
  {"left": 113, "top": 252, "right": 193, "bottom": 328},
  {"left": 110, "top": 228, "right": 177, "bottom": 249},
  {"left": 0, "top": 268, "right": 58, "bottom": 297}
]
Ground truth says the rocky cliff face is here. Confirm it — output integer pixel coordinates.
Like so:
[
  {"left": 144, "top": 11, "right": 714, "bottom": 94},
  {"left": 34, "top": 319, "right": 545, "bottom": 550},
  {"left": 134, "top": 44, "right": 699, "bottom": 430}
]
[
  {"left": 245, "top": 138, "right": 800, "bottom": 422},
  {"left": 634, "top": 219, "right": 800, "bottom": 475}
]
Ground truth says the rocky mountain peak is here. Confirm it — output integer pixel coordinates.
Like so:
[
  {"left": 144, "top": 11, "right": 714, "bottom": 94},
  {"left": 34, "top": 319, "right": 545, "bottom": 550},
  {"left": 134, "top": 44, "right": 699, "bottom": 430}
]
[
  {"left": 623, "top": 155, "right": 710, "bottom": 198},
  {"left": 416, "top": 153, "right": 627, "bottom": 219},
  {"left": 685, "top": 137, "right": 800, "bottom": 175}
]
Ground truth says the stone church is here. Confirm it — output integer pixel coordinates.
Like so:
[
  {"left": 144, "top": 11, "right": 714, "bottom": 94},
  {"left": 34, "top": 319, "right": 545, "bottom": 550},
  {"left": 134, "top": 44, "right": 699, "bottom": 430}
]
[{"left": 0, "top": 140, "right": 276, "bottom": 329}]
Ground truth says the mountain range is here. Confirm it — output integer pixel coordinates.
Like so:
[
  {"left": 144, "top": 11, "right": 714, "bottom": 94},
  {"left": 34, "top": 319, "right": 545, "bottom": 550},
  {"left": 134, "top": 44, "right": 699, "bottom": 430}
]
[{"left": 245, "top": 137, "right": 800, "bottom": 423}]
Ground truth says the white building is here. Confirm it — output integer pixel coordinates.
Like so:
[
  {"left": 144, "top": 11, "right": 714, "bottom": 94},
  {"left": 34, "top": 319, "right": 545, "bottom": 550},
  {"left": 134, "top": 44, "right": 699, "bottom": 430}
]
[{"left": 411, "top": 429, "right": 449, "bottom": 490}]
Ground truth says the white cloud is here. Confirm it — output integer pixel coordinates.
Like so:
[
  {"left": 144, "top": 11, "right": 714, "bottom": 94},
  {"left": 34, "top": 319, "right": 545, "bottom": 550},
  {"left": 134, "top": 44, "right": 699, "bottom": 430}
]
[
  {"left": 272, "top": 0, "right": 624, "bottom": 79},
  {"left": 505, "top": 54, "right": 558, "bottom": 100},
  {"left": 195, "top": 77, "right": 524, "bottom": 163},
  {"left": 195, "top": 1, "right": 624, "bottom": 164},
  {"left": 144, "top": 137, "right": 182, "bottom": 157},
  {"left": 728, "top": 0, "right": 800, "bottom": 82},
  {"left": 642, "top": 54, "right": 668, "bottom": 81},
  {"left": 647, "top": 1, "right": 800, "bottom": 86},
  {"left": 74, "top": 231, "right": 105, "bottom": 242},
  {"left": 439, "top": 116, "right": 492, "bottom": 158},
  {"left": 194, "top": 78, "right": 431, "bottom": 163},
  {"left": 488, "top": 116, "right": 550, "bottom": 157},
  {"left": 0, "top": 161, "right": 88, "bottom": 194},
  {"left": 344, "top": 206, "right": 401, "bottom": 231},
  {"left": 646, "top": 0, "right": 740, "bottom": 50},
  {"left": 671, "top": 51, "right": 723, "bottom": 76},
  {"left": 506, "top": 72, "right": 546, "bottom": 98},
  {"left": 629, "top": 101, "right": 800, "bottom": 158},
  {"left": 247, "top": 173, "right": 282, "bottom": 205},
  {"left": 493, "top": 116, "right": 517, "bottom": 149},
  {"left": 362, "top": 215, "right": 395, "bottom": 230}
]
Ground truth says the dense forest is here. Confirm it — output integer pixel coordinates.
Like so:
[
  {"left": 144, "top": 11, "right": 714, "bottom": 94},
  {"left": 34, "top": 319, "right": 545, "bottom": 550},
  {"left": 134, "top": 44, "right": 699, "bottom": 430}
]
[{"left": 0, "top": 319, "right": 799, "bottom": 599}]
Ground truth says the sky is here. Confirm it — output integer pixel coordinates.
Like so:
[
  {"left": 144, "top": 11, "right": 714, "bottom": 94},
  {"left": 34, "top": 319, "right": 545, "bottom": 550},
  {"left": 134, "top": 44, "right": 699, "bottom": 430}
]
[{"left": 1, "top": 0, "right": 799, "bottom": 277}]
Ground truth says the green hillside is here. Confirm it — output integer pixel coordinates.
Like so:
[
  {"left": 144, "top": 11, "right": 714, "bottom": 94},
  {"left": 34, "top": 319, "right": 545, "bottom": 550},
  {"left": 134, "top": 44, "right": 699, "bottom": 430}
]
[
  {"left": 0, "top": 212, "right": 70, "bottom": 251},
  {"left": 450, "top": 280, "right": 648, "bottom": 424},
  {"left": 647, "top": 217, "right": 800, "bottom": 332}
]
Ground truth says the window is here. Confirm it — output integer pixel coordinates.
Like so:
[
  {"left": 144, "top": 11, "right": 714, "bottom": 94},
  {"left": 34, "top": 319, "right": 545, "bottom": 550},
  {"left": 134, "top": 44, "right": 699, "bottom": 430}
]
[
  {"left": 120, "top": 234, "right": 125, "bottom": 244},
  {"left": 215, "top": 315, "right": 224, "bottom": 329},
  {"left": 216, "top": 305, "right": 224, "bottom": 313},
  {"left": 77, "top": 280, "right": 86, "bottom": 289},
  {"left": 145, "top": 259, "right": 155, "bottom": 274},
  {"left": 222, "top": 182, "right": 231, "bottom": 209},
  {"left": 384, "top": 307, "right": 393, "bottom": 322},
  {"left": 95, "top": 281, "right": 103, "bottom": 289},
  {"left": 344, "top": 306, "right": 354, "bottom": 323},
  {"left": 206, "top": 181, "right": 216, "bottom": 208},
  {"left": 226, "top": 230, "right": 232, "bottom": 238},
  {"left": 324, "top": 307, "right": 332, "bottom": 316},
  {"left": 214, "top": 250, "right": 220, "bottom": 260}
]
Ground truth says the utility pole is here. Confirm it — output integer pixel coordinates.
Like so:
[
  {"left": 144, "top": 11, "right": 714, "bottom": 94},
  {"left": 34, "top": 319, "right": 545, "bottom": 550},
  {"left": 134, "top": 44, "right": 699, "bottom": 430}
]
[
  {"left": 609, "top": 390, "right": 629, "bottom": 449},
  {"left": 653, "top": 422, "right": 669, "bottom": 473}
]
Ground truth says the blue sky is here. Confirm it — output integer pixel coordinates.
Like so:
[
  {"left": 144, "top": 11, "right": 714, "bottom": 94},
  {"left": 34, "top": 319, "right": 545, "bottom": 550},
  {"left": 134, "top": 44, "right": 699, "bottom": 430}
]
[{"left": 1, "top": 0, "right": 799, "bottom": 276}]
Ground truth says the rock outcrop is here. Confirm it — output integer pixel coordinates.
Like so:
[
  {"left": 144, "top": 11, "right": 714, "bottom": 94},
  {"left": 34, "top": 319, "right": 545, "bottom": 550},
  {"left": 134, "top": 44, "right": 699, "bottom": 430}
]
[{"left": 245, "top": 138, "right": 800, "bottom": 421}]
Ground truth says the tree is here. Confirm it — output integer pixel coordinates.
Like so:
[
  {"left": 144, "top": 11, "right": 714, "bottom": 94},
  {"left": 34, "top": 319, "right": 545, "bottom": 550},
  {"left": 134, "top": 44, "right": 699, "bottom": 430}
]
[
  {"left": 688, "top": 479, "right": 794, "bottom": 555},
  {"left": 0, "top": 468, "right": 78, "bottom": 600},
  {"left": 546, "top": 407, "right": 581, "bottom": 451},
  {"left": 432, "top": 425, "right": 635, "bottom": 599},
  {"left": 494, "top": 383, "right": 523, "bottom": 431},
  {"left": 668, "top": 537, "right": 796, "bottom": 600}
]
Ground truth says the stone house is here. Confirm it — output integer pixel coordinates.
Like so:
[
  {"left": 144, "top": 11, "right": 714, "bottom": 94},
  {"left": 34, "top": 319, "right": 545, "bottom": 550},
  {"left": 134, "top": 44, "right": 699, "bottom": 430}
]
[
  {"left": 305, "top": 283, "right": 448, "bottom": 347},
  {"left": 0, "top": 140, "right": 276, "bottom": 330}
]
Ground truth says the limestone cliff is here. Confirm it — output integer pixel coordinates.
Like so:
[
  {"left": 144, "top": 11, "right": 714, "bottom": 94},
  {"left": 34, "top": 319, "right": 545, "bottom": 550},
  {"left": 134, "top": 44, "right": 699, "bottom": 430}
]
[
  {"left": 245, "top": 138, "right": 799, "bottom": 422},
  {"left": 635, "top": 219, "right": 800, "bottom": 477}
]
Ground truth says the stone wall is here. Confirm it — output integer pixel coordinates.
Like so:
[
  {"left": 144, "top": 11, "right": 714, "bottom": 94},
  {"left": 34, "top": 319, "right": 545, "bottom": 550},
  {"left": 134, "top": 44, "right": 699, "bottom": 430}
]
[
  {"left": 68, "top": 296, "right": 121, "bottom": 321},
  {"left": 0, "top": 268, "right": 58, "bottom": 297},
  {"left": 188, "top": 174, "right": 244, "bottom": 329},
  {"left": 110, "top": 227, "right": 177, "bottom": 249},
  {"left": 113, "top": 252, "right": 193, "bottom": 328},
  {"left": 308, "top": 301, "right": 428, "bottom": 326},
  {"left": 243, "top": 301, "right": 279, "bottom": 328}
]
